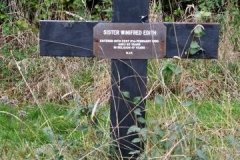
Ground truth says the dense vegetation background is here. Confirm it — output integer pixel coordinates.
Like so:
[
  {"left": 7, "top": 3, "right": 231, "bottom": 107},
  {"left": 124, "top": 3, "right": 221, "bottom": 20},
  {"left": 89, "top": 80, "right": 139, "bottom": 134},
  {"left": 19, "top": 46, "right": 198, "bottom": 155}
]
[{"left": 0, "top": 0, "right": 240, "bottom": 159}]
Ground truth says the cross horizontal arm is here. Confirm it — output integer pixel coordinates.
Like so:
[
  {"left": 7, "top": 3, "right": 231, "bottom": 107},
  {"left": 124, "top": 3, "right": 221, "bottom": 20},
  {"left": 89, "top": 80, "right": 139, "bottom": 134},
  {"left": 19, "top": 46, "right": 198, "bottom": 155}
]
[
  {"left": 40, "top": 21, "right": 98, "bottom": 57},
  {"left": 40, "top": 21, "right": 219, "bottom": 59}
]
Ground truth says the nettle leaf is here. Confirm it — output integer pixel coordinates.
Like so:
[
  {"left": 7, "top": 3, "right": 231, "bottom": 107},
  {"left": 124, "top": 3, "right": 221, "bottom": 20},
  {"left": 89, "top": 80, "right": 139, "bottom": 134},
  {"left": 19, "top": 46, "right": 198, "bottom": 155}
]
[
  {"left": 133, "top": 96, "right": 141, "bottom": 105},
  {"left": 127, "top": 125, "right": 140, "bottom": 134},
  {"left": 134, "top": 108, "right": 142, "bottom": 116},
  {"left": 122, "top": 91, "right": 130, "bottom": 99}
]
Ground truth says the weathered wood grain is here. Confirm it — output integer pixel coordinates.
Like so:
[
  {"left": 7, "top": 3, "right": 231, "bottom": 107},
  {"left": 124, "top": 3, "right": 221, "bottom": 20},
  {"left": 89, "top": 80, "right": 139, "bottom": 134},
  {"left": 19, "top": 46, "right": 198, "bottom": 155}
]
[
  {"left": 110, "top": 0, "right": 149, "bottom": 158},
  {"left": 40, "top": 21, "right": 219, "bottom": 59}
]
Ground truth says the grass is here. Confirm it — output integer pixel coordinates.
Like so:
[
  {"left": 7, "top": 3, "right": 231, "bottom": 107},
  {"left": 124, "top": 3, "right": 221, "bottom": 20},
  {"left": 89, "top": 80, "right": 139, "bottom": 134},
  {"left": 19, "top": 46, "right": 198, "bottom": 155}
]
[
  {"left": 0, "top": 102, "right": 110, "bottom": 159},
  {"left": 0, "top": 98, "right": 240, "bottom": 159}
]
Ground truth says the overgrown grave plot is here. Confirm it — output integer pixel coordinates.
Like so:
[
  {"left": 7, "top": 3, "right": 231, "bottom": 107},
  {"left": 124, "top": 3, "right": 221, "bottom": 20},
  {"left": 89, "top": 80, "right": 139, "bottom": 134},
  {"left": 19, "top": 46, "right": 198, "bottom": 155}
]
[{"left": 39, "top": 0, "right": 219, "bottom": 158}]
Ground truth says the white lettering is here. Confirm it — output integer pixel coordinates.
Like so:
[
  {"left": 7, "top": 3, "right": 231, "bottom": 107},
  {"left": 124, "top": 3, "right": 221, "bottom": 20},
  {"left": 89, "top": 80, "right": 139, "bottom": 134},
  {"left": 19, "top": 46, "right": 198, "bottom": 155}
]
[
  {"left": 103, "top": 30, "right": 119, "bottom": 35},
  {"left": 100, "top": 39, "right": 113, "bottom": 42},
  {"left": 126, "top": 51, "right": 133, "bottom": 55},
  {"left": 143, "top": 30, "right": 157, "bottom": 36},
  {"left": 136, "top": 46, "right": 145, "bottom": 49},
  {"left": 121, "top": 30, "right": 142, "bottom": 35}
]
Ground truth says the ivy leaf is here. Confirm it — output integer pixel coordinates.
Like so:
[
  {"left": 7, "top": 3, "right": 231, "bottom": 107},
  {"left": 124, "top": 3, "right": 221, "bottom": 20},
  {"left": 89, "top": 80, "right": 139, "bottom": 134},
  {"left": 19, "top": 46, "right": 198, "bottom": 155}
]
[
  {"left": 133, "top": 96, "right": 141, "bottom": 105},
  {"left": 122, "top": 91, "right": 130, "bottom": 99},
  {"left": 194, "top": 25, "right": 203, "bottom": 35},
  {"left": 134, "top": 108, "right": 142, "bottom": 116},
  {"left": 194, "top": 25, "right": 205, "bottom": 37},
  {"left": 190, "top": 41, "right": 200, "bottom": 49},
  {"left": 189, "top": 48, "right": 200, "bottom": 55}
]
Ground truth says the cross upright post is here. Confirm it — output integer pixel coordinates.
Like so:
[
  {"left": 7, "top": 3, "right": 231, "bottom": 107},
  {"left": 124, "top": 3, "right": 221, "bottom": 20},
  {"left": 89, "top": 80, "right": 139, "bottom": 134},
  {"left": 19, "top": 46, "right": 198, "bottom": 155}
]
[
  {"left": 40, "top": 0, "right": 219, "bottom": 159},
  {"left": 109, "top": 1, "right": 149, "bottom": 158}
]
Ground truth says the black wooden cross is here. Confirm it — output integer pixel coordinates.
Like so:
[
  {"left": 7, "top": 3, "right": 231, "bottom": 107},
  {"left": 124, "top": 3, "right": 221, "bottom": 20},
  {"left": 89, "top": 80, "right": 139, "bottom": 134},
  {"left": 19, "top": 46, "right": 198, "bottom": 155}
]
[{"left": 39, "top": 0, "right": 219, "bottom": 159}]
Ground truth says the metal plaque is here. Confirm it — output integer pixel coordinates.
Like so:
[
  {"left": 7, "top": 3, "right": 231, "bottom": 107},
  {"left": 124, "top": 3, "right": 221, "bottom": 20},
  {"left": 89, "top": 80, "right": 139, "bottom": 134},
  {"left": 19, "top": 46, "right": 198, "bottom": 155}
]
[{"left": 93, "top": 23, "right": 166, "bottom": 59}]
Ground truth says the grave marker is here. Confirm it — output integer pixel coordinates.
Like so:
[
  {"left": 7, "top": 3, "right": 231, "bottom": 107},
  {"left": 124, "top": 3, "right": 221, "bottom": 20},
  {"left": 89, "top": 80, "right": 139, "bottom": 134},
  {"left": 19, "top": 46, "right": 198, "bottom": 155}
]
[
  {"left": 93, "top": 23, "right": 166, "bottom": 59},
  {"left": 39, "top": 0, "right": 219, "bottom": 158}
]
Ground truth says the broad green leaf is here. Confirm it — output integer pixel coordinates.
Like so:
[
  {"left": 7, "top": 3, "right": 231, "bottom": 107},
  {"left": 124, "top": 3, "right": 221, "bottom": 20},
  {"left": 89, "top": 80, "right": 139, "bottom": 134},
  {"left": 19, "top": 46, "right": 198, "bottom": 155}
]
[
  {"left": 189, "top": 48, "right": 200, "bottom": 55},
  {"left": 134, "top": 108, "right": 142, "bottom": 116},
  {"left": 140, "top": 128, "right": 148, "bottom": 141},
  {"left": 132, "top": 138, "right": 141, "bottom": 143},
  {"left": 21, "top": 22, "right": 29, "bottom": 29},
  {"left": 154, "top": 128, "right": 165, "bottom": 137},
  {"left": 195, "top": 32, "right": 205, "bottom": 38},
  {"left": 194, "top": 25, "right": 205, "bottom": 37},
  {"left": 190, "top": 41, "right": 200, "bottom": 49},
  {"left": 202, "top": 12, "right": 211, "bottom": 17},
  {"left": 155, "top": 94, "right": 164, "bottom": 106},
  {"left": 137, "top": 117, "right": 146, "bottom": 124},
  {"left": 127, "top": 125, "right": 140, "bottom": 134},
  {"left": 195, "top": 11, "right": 202, "bottom": 19},
  {"left": 174, "top": 66, "right": 182, "bottom": 74},
  {"left": 194, "top": 25, "right": 203, "bottom": 35},
  {"left": 122, "top": 91, "right": 130, "bottom": 98},
  {"left": 133, "top": 96, "right": 141, "bottom": 105}
]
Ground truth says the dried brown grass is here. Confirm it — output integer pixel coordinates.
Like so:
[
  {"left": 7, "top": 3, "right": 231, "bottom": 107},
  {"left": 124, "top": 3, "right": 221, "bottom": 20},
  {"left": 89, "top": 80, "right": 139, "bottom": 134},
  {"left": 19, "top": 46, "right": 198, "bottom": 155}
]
[{"left": 0, "top": 1, "right": 239, "bottom": 107}]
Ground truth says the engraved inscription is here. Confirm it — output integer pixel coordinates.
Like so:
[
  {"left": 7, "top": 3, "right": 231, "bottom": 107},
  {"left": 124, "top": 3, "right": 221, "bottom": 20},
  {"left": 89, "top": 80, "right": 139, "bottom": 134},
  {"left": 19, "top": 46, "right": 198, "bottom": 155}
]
[{"left": 93, "top": 23, "right": 166, "bottom": 59}]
